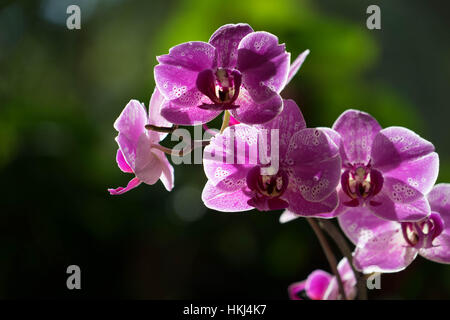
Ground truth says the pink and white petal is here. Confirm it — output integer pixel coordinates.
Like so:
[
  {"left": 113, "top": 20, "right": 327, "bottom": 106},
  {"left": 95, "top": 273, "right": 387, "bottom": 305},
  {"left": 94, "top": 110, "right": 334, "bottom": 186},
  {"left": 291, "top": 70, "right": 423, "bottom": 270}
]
[
  {"left": 323, "top": 258, "right": 357, "bottom": 300},
  {"left": 203, "top": 124, "right": 258, "bottom": 185},
  {"left": 286, "top": 189, "right": 339, "bottom": 217},
  {"left": 288, "top": 281, "right": 306, "bottom": 300},
  {"left": 157, "top": 41, "right": 217, "bottom": 71},
  {"left": 237, "top": 31, "right": 290, "bottom": 101},
  {"left": 332, "top": 109, "right": 382, "bottom": 164},
  {"left": 381, "top": 152, "right": 439, "bottom": 196},
  {"left": 305, "top": 270, "right": 332, "bottom": 300},
  {"left": 353, "top": 229, "right": 418, "bottom": 273},
  {"left": 116, "top": 133, "right": 138, "bottom": 171},
  {"left": 427, "top": 183, "right": 450, "bottom": 226},
  {"left": 382, "top": 176, "right": 424, "bottom": 204},
  {"left": 318, "top": 127, "right": 349, "bottom": 165},
  {"left": 209, "top": 23, "right": 254, "bottom": 68},
  {"left": 153, "top": 149, "right": 175, "bottom": 191},
  {"left": 255, "top": 99, "right": 306, "bottom": 159},
  {"left": 155, "top": 41, "right": 217, "bottom": 102},
  {"left": 201, "top": 180, "right": 253, "bottom": 212},
  {"left": 286, "top": 49, "right": 310, "bottom": 85},
  {"left": 108, "top": 177, "right": 141, "bottom": 195},
  {"left": 230, "top": 87, "right": 283, "bottom": 124},
  {"left": 371, "top": 126, "right": 435, "bottom": 171},
  {"left": 148, "top": 87, "right": 173, "bottom": 140},
  {"left": 134, "top": 134, "right": 163, "bottom": 185},
  {"left": 116, "top": 149, "right": 133, "bottom": 173},
  {"left": 419, "top": 232, "right": 450, "bottom": 264},
  {"left": 338, "top": 204, "right": 400, "bottom": 245},
  {"left": 369, "top": 191, "right": 431, "bottom": 222},
  {"left": 114, "top": 100, "right": 148, "bottom": 141},
  {"left": 161, "top": 99, "right": 221, "bottom": 125},
  {"left": 287, "top": 128, "right": 340, "bottom": 164}
]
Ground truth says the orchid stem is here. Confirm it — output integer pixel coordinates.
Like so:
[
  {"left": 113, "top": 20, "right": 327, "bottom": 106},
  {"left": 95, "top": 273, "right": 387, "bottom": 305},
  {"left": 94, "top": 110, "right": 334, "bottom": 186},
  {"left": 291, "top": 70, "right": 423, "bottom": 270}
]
[
  {"left": 145, "top": 124, "right": 178, "bottom": 133},
  {"left": 306, "top": 218, "right": 347, "bottom": 300},
  {"left": 318, "top": 219, "right": 368, "bottom": 300},
  {"left": 151, "top": 140, "right": 210, "bottom": 157},
  {"left": 220, "top": 111, "right": 231, "bottom": 134}
]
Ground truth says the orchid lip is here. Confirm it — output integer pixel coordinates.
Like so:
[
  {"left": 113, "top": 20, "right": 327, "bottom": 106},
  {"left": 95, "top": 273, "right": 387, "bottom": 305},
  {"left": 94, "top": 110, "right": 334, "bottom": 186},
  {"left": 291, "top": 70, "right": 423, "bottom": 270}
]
[
  {"left": 341, "top": 163, "right": 383, "bottom": 206},
  {"left": 196, "top": 68, "right": 242, "bottom": 111},
  {"left": 401, "top": 213, "right": 444, "bottom": 249}
]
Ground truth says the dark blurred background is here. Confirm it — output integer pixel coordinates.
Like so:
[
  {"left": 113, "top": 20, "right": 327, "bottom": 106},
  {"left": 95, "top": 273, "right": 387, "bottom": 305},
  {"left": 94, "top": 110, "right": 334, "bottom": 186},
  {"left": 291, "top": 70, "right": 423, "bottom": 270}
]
[{"left": 1, "top": 0, "right": 449, "bottom": 299}]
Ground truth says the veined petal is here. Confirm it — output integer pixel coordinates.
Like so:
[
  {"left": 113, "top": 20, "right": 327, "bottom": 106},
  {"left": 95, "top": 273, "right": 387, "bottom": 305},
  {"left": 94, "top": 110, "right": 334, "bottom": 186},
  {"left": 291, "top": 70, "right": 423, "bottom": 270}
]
[
  {"left": 201, "top": 180, "right": 253, "bottom": 212},
  {"left": 160, "top": 98, "right": 221, "bottom": 125},
  {"left": 255, "top": 99, "right": 306, "bottom": 160},
  {"left": 209, "top": 23, "right": 254, "bottom": 68},
  {"left": 116, "top": 149, "right": 133, "bottom": 173},
  {"left": 155, "top": 41, "right": 217, "bottom": 103},
  {"left": 338, "top": 205, "right": 418, "bottom": 273},
  {"left": 114, "top": 100, "right": 148, "bottom": 170},
  {"left": 134, "top": 134, "right": 163, "bottom": 185},
  {"left": 230, "top": 87, "right": 283, "bottom": 124},
  {"left": 420, "top": 184, "right": 450, "bottom": 264},
  {"left": 286, "top": 49, "right": 310, "bottom": 85},
  {"left": 371, "top": 126, "right": 435, "bottom": 172},
  {"left": 203, "top": 124, "right": 259, "bottom": 185},
  {"left": 332, "top": 109, "right": 382, "bottom": 164},
  {"left": 382, "top": 177, "right": 424, "bottom": 204},
  {"left": 382, "top": 152, "right": 439, "bottom": 197},
  {"left": 286, "top": 128, "right": 341, "bottom": 202},
  {"left": 237, "top": 31, "right": 290, "bottom": 102},
  {"left": 148, "top": 87, "right": 173, "bottom": 141},
  {"left": 286, "top": 189, "right": 339, "bottom": 217},
  {"left": 369, "top": 191, "right": 431, "bottom": 222}
]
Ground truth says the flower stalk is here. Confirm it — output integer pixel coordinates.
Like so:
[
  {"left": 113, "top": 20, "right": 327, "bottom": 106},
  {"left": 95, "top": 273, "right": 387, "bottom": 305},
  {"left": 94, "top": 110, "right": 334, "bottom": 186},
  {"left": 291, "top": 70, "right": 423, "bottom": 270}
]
[{"left": 306, "top": 218, "right": 347, "bottom": 300}]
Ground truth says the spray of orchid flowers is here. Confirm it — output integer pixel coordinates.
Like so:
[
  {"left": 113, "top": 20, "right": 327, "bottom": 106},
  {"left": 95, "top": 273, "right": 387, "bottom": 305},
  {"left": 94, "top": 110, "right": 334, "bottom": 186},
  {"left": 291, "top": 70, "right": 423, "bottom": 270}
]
[{"left": 108, "top": 23, "right": 450, "bottom": 300}]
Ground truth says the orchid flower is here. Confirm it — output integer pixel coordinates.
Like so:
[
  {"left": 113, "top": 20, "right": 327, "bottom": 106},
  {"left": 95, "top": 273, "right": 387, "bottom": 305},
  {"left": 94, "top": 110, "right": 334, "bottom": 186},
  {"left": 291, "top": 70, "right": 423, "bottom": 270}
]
[
  {"left": 288, "top": 258, "right": 356, "bottom": 300},
  {"left": 338, "top": 183, "right": 450, "bottom": 273},
  {"left": 154, "top": 23, "right": 309, "bottom": 125},
  {"left": 201, "top": 99, "right": 341, "bottom": 216},
  {"left": 108, "top": 89, "right": 174, "bottom": 195}
]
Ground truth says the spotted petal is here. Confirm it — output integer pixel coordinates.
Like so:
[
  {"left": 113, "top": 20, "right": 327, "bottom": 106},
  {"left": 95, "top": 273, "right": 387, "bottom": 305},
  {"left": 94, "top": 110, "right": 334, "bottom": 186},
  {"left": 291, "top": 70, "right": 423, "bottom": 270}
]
[
  {"left": 332, "top": 109, "right": 382, "bottom": 164},
  {"left": 230, "top": 87, "right": 283, "bottom": 124},
  {"left": 420, "top": 184, "right": 450, "bottom": 264},
  {"left": 286, "top": 128, "right": 341, "bottom": 202},
  {"left": 371, "top": 126, "right": 436, "bottom": 172},
  {"left": 209, "top": 23, "right": 254, "bottom": 68},
  {"left": 338, "top": 206, "right": 418, "bottom": 273},
  {"left": 201, "top": 180, "right": 253, "bottom": 212},
  {"left": 237, "top": 31, "right": 290, "bottom": 102},
  {"left": 155, "top": 41, "right": 217, "bottom": 105}
]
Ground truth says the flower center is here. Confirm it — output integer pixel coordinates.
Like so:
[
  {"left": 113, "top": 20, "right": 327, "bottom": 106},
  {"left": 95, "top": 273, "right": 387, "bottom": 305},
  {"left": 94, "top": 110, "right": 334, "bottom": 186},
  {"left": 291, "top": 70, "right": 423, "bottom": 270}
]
[
  {"left": 341, "top": 163, "right": 383, "bottom": 206},
  {"left": 215, "top": 69, "right": 235, "bottom": 103},
  {"left": 401, "top": 213, "right": 444, "bottom": 249},
  {"left": 196, "top": 68, "right": 242, "bottom": 110},
  {"left": 255, "top": 170, "right": 288, "bottom": 199}
]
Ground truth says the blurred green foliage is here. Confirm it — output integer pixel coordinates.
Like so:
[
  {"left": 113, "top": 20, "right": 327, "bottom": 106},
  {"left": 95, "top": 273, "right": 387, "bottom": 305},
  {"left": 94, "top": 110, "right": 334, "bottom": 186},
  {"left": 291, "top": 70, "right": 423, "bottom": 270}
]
[{"left": 0, "top": 0, "right": 449, "bottom": 298}]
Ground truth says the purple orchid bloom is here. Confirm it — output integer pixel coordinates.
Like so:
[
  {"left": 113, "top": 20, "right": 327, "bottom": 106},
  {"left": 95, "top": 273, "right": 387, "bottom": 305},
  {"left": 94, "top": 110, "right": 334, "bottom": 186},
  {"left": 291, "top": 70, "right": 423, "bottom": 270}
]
[
  {"left": 338, "top": 184, "right": 450, "bottom": 273},
  {"left": 323, "top": 109, "right": 439, "bottom": 222},
  {"left": 288, "top": 258, "right": 356, "bottom": 300},
  {"left": 154, "top": 23, "right": 309, "bottom": 125},
  {"left": 201, "top": 99, "right": 341, "bottom": 216},
  {"left": 108, "top": 88, "right": 174, "bottom": 195}
]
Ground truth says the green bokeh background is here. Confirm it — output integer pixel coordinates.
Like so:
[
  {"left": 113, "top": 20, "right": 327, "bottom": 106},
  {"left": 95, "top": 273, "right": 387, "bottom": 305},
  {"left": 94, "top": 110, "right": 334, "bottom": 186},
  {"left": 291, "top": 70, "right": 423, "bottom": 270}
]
[{"left": 0, "top": 0, "right": 449, "bottom": 298}]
